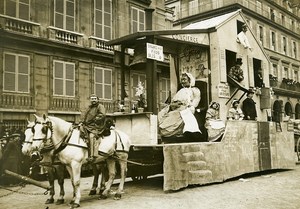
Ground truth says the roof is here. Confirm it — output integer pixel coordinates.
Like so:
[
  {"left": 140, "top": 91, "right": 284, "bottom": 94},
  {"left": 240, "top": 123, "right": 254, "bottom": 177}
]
[{"left": 184, "top": 10, "right": 240, "bottom": 30}]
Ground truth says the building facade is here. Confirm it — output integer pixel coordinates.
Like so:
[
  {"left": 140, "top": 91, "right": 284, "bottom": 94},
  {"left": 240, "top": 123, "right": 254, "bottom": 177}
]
[
  {"left": 0, "top": 0, "right": 170, "bottom": 134},
  {"left": 166, "top": 0, "right": 300, "bottom": 121}
]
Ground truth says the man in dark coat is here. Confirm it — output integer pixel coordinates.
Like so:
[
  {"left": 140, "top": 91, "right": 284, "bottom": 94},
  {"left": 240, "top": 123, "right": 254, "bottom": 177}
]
[
  {"left": 242, "top": 89, "right": 257, "bottom": 120},
  {"left": 81, "top": 94, "right": 106, "bottom": 162},
  {"left": 228, "top": 58, "right": 244, "bottom": 82}
]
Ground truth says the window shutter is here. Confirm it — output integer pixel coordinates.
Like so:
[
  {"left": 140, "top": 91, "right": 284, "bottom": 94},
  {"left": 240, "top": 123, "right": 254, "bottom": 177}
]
[
  {"left": 248, "top": 56, "right": 254, "bottom": 87},
  {"left": 18, "top": 56, "right": 29, "bottom": 92},
  {"left": 104, "top": 69, "right": 112, "bottom": 99},
  {"left": 65, "top": 63, "right": 74, "bottom": 96},
  {"left": 54, "top": 61, "right": 64, "bottom": 95},
  {"left": 219, "top": 48, "right": 226, "bottom": 82}
]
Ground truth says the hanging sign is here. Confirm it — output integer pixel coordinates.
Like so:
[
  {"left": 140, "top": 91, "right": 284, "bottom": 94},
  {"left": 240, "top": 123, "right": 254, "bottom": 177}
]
[{"left": 146, "top": 43, "right": 164, "bottom": 62}]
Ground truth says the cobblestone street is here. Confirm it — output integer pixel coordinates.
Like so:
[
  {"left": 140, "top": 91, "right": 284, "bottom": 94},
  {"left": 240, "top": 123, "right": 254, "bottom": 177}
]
[{"left": 1, "top": 162, "right": 300, "bottom": 209}]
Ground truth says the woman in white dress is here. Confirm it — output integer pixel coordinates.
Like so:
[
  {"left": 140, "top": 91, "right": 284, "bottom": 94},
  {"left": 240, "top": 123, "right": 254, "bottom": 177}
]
[{"left": 158, "top": 72, "right": 201, "bottom": 138}]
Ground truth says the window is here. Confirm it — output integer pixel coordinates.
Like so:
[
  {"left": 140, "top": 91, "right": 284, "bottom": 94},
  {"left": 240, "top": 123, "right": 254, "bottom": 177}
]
[
  {"left": 272, "top": 63, "right": 278, "bottom": 77},
  {"left": 54, "top": 0, "right": 75, "bottom": 31},
  {"left": 258, "top": 25, "right": 264, "bottom": 45},
  {"left": 256, "top": 1, "right": 262, "bottom": 14},
  {"left": 53, "top": 60, "right": 75, "bottom": 96},
  {"left": 131, "top": 73, "right": 146, "bottom": 98},
  {"left": 94, "top": 0, "right": 112, "bottom": 40},
  {"left": 131, "top": 7, "right": 145, "bottom": 33},
  {"left": 294, "top": 70, "right": 298, "bottom": 82},
  {"left": 270, "top": 31, "right": 276, "bottom": 50},
  {"left": 292, "top": 41, "right": 297, "bottom": 59},
  {"left": 160, "top": 78, "right": 170, "bottom": 104},
  {"left": 270, "top": 8, "right": 275, "bottom": 21},
  {"left": 281, "top": 14, "right": 285, "bottom": 26},
  {"left": 94, "top": 67, "right": 112, "bottom": 100},
  {"left": 3, "top": 0, "right": 30, "bottom": 20},
  {"left": 189, "top": 0, "right": 198, "bottom": 16},
  {"left": 3, "top": 53, "right": 29, "bottom": 93},
  {"left": 283, "top": 67, "right": 288, "bottom": 79},
  {"left": 282, "top": 36, "right": 287, "bottom": 55}
]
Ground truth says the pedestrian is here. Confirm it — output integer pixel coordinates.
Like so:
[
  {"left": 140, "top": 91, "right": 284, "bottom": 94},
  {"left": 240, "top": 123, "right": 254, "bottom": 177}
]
[
  {"left": 227, "top": 99, "right": 244, "bottom": 120},
  {"left": 158, "top": 72, "right": 201, "bottom": 138},
  {"left": 228, "top": 58, "right": 244, "bottom": 82},
  {"left": 80, "top": 94, "right": 106, "bottom": 162},
  {"left": 242, "top": 89, "right": 257, "bottom": 120},
  {"left": 204, "top": 101, "right": 225, "bottom": 142}
]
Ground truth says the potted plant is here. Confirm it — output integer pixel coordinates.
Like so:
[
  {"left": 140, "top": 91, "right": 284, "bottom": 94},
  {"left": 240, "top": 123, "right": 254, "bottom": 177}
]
[{"left": 135, "top": 81, "right": 146, "bottom": 112}]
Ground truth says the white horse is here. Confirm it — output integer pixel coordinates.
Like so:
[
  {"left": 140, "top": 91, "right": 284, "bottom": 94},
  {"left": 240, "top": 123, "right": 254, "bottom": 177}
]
[
  {"left": 31, "top": 114, "right": 131, "bottom": 208},
  {"left": 22, "top": 121, "right": 66, "bottom": 205},
  {"left": 22, "top": 121, "right": 109, "bottom": 205}
]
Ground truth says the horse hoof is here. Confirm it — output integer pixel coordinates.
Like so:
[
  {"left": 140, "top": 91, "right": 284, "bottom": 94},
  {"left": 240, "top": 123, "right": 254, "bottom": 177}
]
[
  {"left": 56, "top": 199, "right": 64, "bottom": 205},
  {"left": 114, "top": 193, "right": 122, "bottom": 200},
  {"left": 98, "top": 194, "right": 107, "bottom": 200},
  {"left": 89, "top": 190, "right": 97, "bottom": 195},
  {"left": 69, "top": 203, "right": 80, "bottom": 208},
  {"left": 45, "top": 198, "right": 54, "bottom": 204},
  {"left": 99, "top": 189, "right": 104, "bottom": 195}
]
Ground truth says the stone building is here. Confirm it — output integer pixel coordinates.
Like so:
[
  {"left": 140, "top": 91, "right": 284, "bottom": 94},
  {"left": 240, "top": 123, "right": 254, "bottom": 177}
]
[
  {"left": 166, "top": 0, "right": 300, "bottom": 121},
  {"left": 0, "top": 0, "right": 170, "bottom": 133}
]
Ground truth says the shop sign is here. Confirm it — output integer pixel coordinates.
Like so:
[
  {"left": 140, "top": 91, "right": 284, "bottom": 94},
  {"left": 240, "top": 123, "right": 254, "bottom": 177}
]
[
  {"left": 146, "top": 43, "right": 164, "bottom": 62},
  {"left": 218, "top": 83, "right": 230, "bottom": 98}
]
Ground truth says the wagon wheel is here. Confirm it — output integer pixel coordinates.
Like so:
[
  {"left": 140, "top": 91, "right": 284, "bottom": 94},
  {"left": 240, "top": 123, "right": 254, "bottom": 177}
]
[
  {"left": 131, "top": 175, "right": 148, "bottom": 181},
  {"left": 297, "top": 137, "right": 300, "bottom": 162}
]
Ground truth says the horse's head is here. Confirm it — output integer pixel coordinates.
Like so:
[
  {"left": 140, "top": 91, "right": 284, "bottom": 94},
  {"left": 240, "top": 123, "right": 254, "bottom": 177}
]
[
  {"left": 22, "top": 120, "right": 36, "bottom": 156},
  {"left": 31, "top": 114, "right": 52, "bottom": 152}
]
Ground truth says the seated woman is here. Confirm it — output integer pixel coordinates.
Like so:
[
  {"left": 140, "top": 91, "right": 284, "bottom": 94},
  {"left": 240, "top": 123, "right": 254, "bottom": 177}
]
[
  {"left": 227, "top": 99, "right": 244, "bottom": 120},
  {"left": 158, "top": 72, "right": 201, "bottom": 140},
  {"left": 204, "top": 102, "right": 225, "bottom": 142}
]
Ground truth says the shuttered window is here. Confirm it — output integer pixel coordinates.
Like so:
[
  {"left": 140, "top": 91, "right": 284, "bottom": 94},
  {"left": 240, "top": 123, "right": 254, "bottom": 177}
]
[
  {"left": 95, "top": 67, "right": 112, "bottom": 100},
  {"left": 131, "top": 7, "right": 145, "bottom": 33},
  {"left": 94, "top": 0, "right": 112, "bottom": 40},
  {"left": 4, "top": 0, "right": 30, "bottom": 20},
  {"left": 53, "top": 60, "right": 75, "bottom": 96},
  {"left": 54, "top": 0, "right": 75, "bottom": 31},
  {"left": 160, "top": 78, "right": 170, "bottom": 104},
  {"left": 3, "top": 53, "right": 29, "bottom": 93}
]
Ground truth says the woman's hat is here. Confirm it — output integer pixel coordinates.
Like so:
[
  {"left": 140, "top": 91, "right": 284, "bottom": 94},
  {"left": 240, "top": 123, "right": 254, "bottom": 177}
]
[
  {"left": 182, "top": 72, "right": 195, "bottom": 87},
  {"left": 247, "top": 88, "right": 255, "bottom": 96},
  {"left": 209, "top": 101, "right": 220, "bottom": 109},
  {"left": 232, "top": 99, "right": 240, "bottom": 106},
  {"left": 236, "top": 58, "right": 243, "bottom": 65}
]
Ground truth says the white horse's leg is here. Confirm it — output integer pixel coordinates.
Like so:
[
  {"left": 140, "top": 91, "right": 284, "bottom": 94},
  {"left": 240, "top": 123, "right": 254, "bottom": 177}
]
[
  {"left": 98, "top": 162, "right": 109, "bottom": 199},
  {"left": 70, "top": 163, "right": 82, "bottom": 208},
  {"left": 114, "top": 153, "right": 128, "bottom": 200},
  {"left": 101, "top": 158, "right": 116, "bottom": 199},
  {"left": 65, "top": 165, "right": 75, "bottom": 204},
  {"left": 45, "top": 166, "right": 55, "bottom": 204},
  {"left": 55, "top": 164, "right": 65, "bottom": 204}
]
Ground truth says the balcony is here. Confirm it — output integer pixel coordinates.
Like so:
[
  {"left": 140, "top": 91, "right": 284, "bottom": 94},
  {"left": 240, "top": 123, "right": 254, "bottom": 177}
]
[
  {"left": 0, "top": 93, "right": 34, "bottom": 110},
  {"left": 89, "top": 36, "right": 114, "bottom": 53},
  {"left": 50, "top": 97, "right": 80, "bottom": 112},
  {"left": 0, "top": 14, "right": 40, "bottom": 36},
  {"left": 47, "top": 26, "right": 83, "bottom": 45}
]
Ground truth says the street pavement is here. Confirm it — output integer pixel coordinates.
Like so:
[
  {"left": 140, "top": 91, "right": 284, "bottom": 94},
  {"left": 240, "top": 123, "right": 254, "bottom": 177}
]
[{"left": 1, "top": 162, "right": 300, "bottom": 209}]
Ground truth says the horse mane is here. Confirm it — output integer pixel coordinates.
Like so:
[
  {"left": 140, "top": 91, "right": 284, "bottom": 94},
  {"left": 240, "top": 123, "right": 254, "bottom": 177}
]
[{"left": 47, "top": 116, "right": 73, "bottom": 135}]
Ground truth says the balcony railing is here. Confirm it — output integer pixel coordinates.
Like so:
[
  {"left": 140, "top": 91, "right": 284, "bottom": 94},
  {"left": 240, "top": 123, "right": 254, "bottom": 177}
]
[
  {"left": 0, "top": 14, "right": 40, "bottom": 36},
  {"left": 50, "top": 97, "right": 80, "bottom": 111},
  {"left": 0, "top": 93, "right": 34, "bottom": 109},
  {"left": 100, "top": 101, "right": 117, "bottom": 113},
  {"left": 47, "top": 26, "right": 83, "bottom": 45},
  {"left": 89, "top": 36, "right": 114, "bottom": 53}
]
